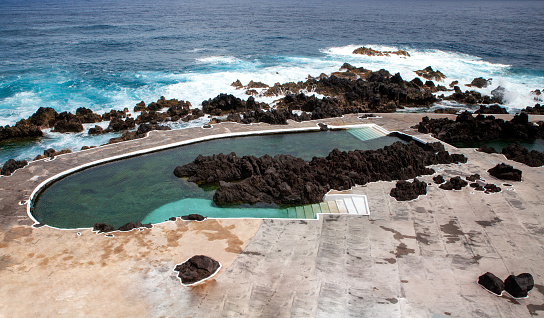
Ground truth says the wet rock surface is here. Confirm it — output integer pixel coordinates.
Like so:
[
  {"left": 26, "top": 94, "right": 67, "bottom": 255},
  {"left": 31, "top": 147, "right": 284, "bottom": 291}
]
[
  {"left": 175, "top": 141, "right": 466, "bottom": 206},
  {"left": 478, "top": 272, "right": 505, "bottom": 296},
  {"left": 181, "top": 214, "right": 206, "bottom": 221},
  {"left": 390, "top": 178, "right": 427, "bottom": 201},
  {"left": 488, "top": 163, "right": 522, "bottom": 181},
  {"left": 174, "top": 255, "right": 221, "bottom": 285}
]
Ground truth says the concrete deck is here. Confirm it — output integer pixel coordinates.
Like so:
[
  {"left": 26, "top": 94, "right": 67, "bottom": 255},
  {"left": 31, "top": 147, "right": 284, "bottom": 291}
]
[{"left": 1, "top": 113, "right": 544, "bottom": 317}]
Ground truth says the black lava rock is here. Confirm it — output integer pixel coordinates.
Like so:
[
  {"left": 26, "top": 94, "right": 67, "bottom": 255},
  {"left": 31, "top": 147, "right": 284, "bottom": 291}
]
[
  {"left": 478, "top": 272, "right": 505, "bottom": 296},
  {"left": 504, "top": 273, "right": 534, "bottom": 298},
  {"left": 181, "top": 214, "right": 206, "bottom": 221},
  {"left": 1, "top": 159, "right": 28, "bottom": 176},
  {"left": 93, "top": 223, "right": 116, "bottom": 233},
  {"left": 488, "top": 163, "right": 522, "bottom": 181},
  {"left": 174, "top": 255, "right": 221, "bottom": 285},
  {"left": 433, "top": 175, "right": 445, "bottom": 184},
  {"left": 390, "top": 178, "right": 427, "bottom": 201},
  {"left": 439, "top": 176, "right": 468, "bottom": 190}
]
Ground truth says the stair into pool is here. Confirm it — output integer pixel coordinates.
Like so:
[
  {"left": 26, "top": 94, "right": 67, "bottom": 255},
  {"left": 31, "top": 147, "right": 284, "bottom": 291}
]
[
  {"left": 348, "top": 127, "right": 385, "bottom": 141},
  {"left": 286, "top": 194, "right": 370, "bottom": 219}
]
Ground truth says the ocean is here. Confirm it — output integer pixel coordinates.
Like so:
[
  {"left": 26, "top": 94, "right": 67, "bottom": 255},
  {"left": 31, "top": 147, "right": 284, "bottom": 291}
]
[{"left": 1, "top": 0, "right": 543, "bottom": 163}]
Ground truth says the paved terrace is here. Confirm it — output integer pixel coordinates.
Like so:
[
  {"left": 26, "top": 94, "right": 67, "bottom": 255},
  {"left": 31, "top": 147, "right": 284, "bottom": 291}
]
[{"left": 0, "top": 113, "right": 543, "bottom": 317}]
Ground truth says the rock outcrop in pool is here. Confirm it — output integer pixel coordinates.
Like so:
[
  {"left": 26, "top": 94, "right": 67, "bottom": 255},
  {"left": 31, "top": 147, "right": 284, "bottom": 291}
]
[{"left": 174, "top": 141, "right": 467, "bottom": 206}]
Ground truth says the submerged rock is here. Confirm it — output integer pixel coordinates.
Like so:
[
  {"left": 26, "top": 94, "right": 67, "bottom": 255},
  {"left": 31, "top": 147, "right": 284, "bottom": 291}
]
[
  {"left": 504, "top": 273, "right": 534, "bottom": 298},
  {"left": 488, "top": 163, "right": 522, "bottom": 181},
  {"left": 174, "top": 255, "right": 221, "bottom": 285},
  {"left": 478, "top": 272, "right": 505, "bottom": 296},
  {"left": 390, "top": 178, "right": 427, "bottom": 201}
]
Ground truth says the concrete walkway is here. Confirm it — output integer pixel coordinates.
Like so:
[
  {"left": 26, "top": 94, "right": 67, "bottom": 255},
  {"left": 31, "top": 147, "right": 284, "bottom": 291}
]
[{"left": 1, "top": 113, "right": 544, "bottom": 317}]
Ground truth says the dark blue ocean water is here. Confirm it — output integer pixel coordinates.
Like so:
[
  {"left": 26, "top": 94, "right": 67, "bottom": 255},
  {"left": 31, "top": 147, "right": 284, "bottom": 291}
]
[{"left": 1, "top": 0, "right": 543, "bottom": 162}]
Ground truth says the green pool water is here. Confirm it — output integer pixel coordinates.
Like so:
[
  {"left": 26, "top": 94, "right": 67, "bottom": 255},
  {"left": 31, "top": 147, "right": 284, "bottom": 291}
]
[{"left": 32, "top": 128, "right": 403, "bottom": 229}]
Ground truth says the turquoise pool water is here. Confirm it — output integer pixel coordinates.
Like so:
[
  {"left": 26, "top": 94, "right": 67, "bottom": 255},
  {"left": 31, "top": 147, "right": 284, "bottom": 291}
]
[{"left": 32, "top": 127, "right": 403, "bottom": 229}]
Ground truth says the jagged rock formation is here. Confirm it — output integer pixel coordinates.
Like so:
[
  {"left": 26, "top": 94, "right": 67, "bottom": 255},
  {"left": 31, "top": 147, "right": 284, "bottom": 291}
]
[
  {"left": 93, "top": 221, "right": 152, "bottom": 233},
  {"left": 433, "top": 175, "right": 445, "bottom": 184},
  {"left": 475, "top": 105, "right": 508, "bottom": 114},
  {"left": 467, "top": 77, "right": 491, "bottom": 88},
  {"left": 106, "top": 123, "right": 171, "bottom": 144},
  {"left": 390, "top": 178, "right": 427, "bottom": 201},
  {"left": 488, "top": 163, "right": 522, "bottom": 181},
  {"left": 477, "top": 145, "right": 498, "bottom": 154},
  {"left": 0, "top": 159, "right": 28, "bottom": 176},
  {"left": 439, "top": 176, "right": 468, "bottom": 190},
  {"left": 33, "top": 148, "right": 72, "bottom": 160},
  {"left": 523, "top": 103, "right": 544, "bottom": 115},
  {"left": 501, "top": 142, "right": 544, "bottom": 167},
  {"left": 174, "top": 141, "right": 466, "bottom": 206},
  {"left": 353, "top": 47, "right": 410, "bottom": 57},
  {"left": 174, "top": 255, "right": 221, "bottom": 285},
  {"left": 415, "top": 66, "right": 446, "bottom": 81},
  {"left": 416, "top": 112, "right": 544, "bottom": 143}
]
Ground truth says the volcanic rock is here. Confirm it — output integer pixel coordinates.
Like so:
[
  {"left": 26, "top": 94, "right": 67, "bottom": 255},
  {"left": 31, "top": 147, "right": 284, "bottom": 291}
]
[
  {"left": 29, "top": 107, "right": 59, "bottom": 128},
  {"left": 504, "top": 273, "right": 534, "bottom": 298},
  {"left": 439, "top": 176, "right": 468, "bottom": 190},
  {"left": 477, "top": 145, "right": 498, "bottom": 154},
  {"left": 390, "top": 178, "right": 427, "bottom": 201},
  {"left": 174, "top": 255, "right": 221, "bottom": 285},
  {"left": 501, "top": 142, "right": 544, "bottom": 167},
  {"left": 88, "top": 125, "right": 105, "bottom": 135},
  {"left": 353, "top": 47, "right": 410, "bottom": 57},
  {"left": 75, "top": 107, "right": 102, "bottom": 123},
  {"left": 478, "top": 272, "right": 505, "bottom": 296},
  {"left": 523, "top": 103, "right": 544, "bottom": 115},
  {"left": 93, "top": 223, "right": 116, "bottom": 233},
  {"left": 33, "top": 148, "right": 72, "bottom": 160},
  {"left": 466, "top": 174, "right": 481, "bottom": 182},
  {"left": 1, "top": 159, "right": 28, "bottom": 176},
  {"left": 488, "top": 163, "right": 522, "bottom": 181},
  {"left": 475, "top": 105, "right": 508, "bottom": 114},
  {"left": 181, "top": 214, "right": 206, "bottom": 221},
  {"left": 107, "top": 117, "right": 136, "bottom": 132},
  {"left": 484, "top": 184, "right": 501, "bottom": 193},
  {"left": 433, "top": 175, "right": 445, "bottom": 184},
  {"left": 468, "top": 77, "right": 490, "bottom": 88},
  {"left": 0, "top": 119, "right": 44, "bottom": 141},
  {"left": 175, "top": 141, "right": 466, "bottom": 206},
  {"left": 415, "top": 66, "right": 446, "bottom": 81}
]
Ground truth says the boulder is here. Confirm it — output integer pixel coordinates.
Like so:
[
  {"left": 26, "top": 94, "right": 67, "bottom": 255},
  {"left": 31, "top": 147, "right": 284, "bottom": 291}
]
[
  {"left": 466, "top": 174, "right": 481, "bottom": 182},
  {"left": 504, "top": 273, "right": 534, "bottom": 298},
  {"left": 93, "top": 223, "right": 116, "bottom": 233},
  {"left": 180, "top": 214, "right": 206, "bottom": 221},
  {"left": 439, "top": 176, "right": 468, "bottom": 190},
  {"left": 390, "top": 178, "right": 427, "bottom": 201},
  {"left": 477, "top": 145, "right": 498, "bottom": 154},
  {"left": 478, "top": 272, "right": 505, "bottom": 296},
  {"left": 88, "top": 125, "right": 105, "bottom": 135},
  {"left": 1, "top": 159, "right": 28, "bottom": 176},
  {"left": 0, "top": 119, "right": 44, "bottom": 141},
  {"left": 118, "top": 222, "right": 136, "bottom": 231},
  {"left": 415, "top": 66, "right": 446, "bottom": 81},
  {"left": 484, "top": 184, "right": 501, "bottom": 193},
  {"left": 174, "top": 255, "right": 221, "bottom": 285},
  {"left": 488, "top": 163, "right": 522, "bottom": 181},
  {"left": 433, "top": 175, "right": 445, "bottom": 184},
  {"left": 501, "top": 142, "right": 544, "bottom": 167},
  {"left": 468, "top": 77, "right": 490, "bottom": 88},
  {"left": 29, "top": 107, "right": 58, "bottom": 128}
]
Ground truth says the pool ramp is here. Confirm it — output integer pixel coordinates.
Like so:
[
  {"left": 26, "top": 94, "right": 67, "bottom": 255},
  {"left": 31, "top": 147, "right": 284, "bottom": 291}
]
[
  {"left": 286, "top": 194, "right": 370, "bottom": 219},
  {"left": 348, "top": 127, "right": 385, "bottom": 141}
]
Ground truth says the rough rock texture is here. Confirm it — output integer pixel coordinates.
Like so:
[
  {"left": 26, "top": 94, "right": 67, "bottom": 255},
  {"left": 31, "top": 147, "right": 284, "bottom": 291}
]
[
  {"left": 174, "top": 255, "right": 221, "bottom": 285},
  {"left": 478, "top": 272, "right": 505, "bottom": 296},
  {"left": 483, "top": 184, "right": 502, "bottom": 194},
  {"left": 475, "top": 105, "right": 508, "bottom": 114},
  {"left": 468, "top": 77, "right": 490, "bottom": 88},
  {"left": 353, "top": 47, "right": 410, "bottom": 57},
  {"left": 523, "top": 103, "right": 544, "bottom": 115},
  {"left": 93, "top": 223, "right": 116, "bottom": 233},
  {"left": 389, "top": 178, "right": 427, "bottom": 201},
  {"left": 181, "top": 214, "right": 206, "bottom": 221},
  {"left": 504, "top": 273, "right": 534, "bottom": 298},
  {"left": 106, "top": 123, "right": 171, "bottom": 144},
  {"left": 477, "top": 145, "right": 498, "bottom": 154},
  {"left": 416, "top": 112, "right": 544, "bottom": 143},
  {"left": 202, "top": 94, "right": 267, "bottom": 116},
  {"left": 0, "top": 119, "right": 44, "bottom": 141},
  {"left": 501, "top": 143, "right": 544, "bottom": 167},
  {"left": 0, "top": 159, "right": 28, "bottom": 176},
  {"left": 466, "top": 174, "right": 481, "bottom": 182},
  {"left": 439, "top": 176, "right": 468, "bottom": 190},
  {"left": 33, "top": 148, "right": 72, "bottom": 161},
  {"left": 174, "top": 141, "right": 467, "bottom": 206},
  {"left": 441, "top": 87, "right": 500, "bottom": 105},
  {"left": 488, "top": 163, "right": 522, "bottom": 181},
  {"left": 415, "top": 66, "right": 446, "bottom": 81},
  {"left": 433, "top": 175, "right": 445, "bottom": 184}
]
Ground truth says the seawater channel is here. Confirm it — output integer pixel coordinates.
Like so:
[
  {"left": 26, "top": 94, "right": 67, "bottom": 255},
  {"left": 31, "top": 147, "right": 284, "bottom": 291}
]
[{"left": 31, "top": 127, "right": 405, "bottom": 229}]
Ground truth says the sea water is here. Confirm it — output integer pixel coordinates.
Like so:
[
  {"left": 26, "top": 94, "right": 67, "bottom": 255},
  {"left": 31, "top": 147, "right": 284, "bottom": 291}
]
[{"left": 1, "top": 0, "right": 543, "bottom": 163}]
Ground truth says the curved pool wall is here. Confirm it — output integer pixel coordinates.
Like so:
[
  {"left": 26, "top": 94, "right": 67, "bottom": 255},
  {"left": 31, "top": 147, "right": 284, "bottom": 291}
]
[{"left": 29, "top": 124, "right": 402, "bottom": 229}]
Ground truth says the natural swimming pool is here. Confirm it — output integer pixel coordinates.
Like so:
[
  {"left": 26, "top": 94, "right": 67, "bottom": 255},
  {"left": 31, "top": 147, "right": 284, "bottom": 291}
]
[{"left": 31, "top": 126, "right": 405, "bottom": 229}]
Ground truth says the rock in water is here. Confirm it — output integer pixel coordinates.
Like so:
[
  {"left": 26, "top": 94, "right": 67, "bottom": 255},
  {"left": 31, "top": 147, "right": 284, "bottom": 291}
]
[
  {"left": 390, "top": 178, "right": 427, "bottom": 201},
  {"left": 504, "top": 273, "right": 534, "bottom": 298},
  {"left": 488, "top": 163, "right": 522, "bottom": 181},
  {"left": 93, "top": 223, "right": 115, "bottom": 233},
  {"left": 181, "top": 214, "right": 206, "bottom": 221},
  {"left": 174, "top": 255, "right": 221, "bottom": 285},
  {"left": 478, "top": 272, "right": 505, "bottom": 296}
]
